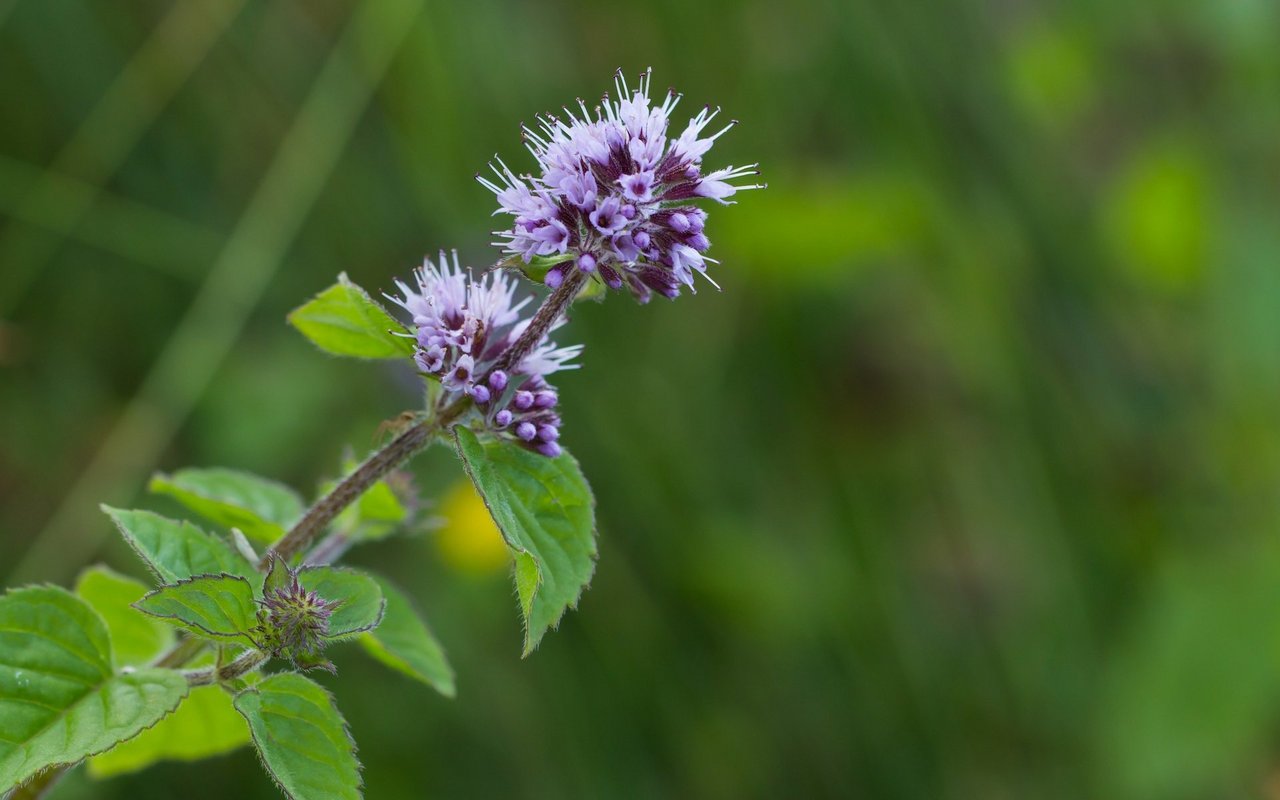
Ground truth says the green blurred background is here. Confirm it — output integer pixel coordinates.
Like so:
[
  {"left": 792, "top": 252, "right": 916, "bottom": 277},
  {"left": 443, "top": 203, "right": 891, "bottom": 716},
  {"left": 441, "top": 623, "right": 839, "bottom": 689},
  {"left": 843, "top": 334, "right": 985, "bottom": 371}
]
[{"left": 3, "top": 0, "right": 1279, "bottom": 797}]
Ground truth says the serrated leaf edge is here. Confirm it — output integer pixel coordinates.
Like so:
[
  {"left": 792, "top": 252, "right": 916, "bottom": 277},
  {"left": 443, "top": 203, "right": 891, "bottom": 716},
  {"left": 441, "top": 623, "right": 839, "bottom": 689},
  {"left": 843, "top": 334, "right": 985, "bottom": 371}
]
[
  {"left": 285, "top": 272, "right": 414, "bottom": 361},
  {"left": 132, "top": 573, "right": 261, "bottom": 647},
  {"left": 356, "top": 573, "right": 455, "bottom": 698},
  {"left": 450, "top": 427, "right": 599, "bottom": 657},
  {"left": 233, "top": 673, "right": 363, "bottom": 800},
  {"left": 100, "top": 505, "right": 249, "bottom": 585},
  {"left": 295, "top": 566, "right": 387, "bottom": 640},
  {"left": 0, "top": 585, "right": 191, "bottom": 793}
]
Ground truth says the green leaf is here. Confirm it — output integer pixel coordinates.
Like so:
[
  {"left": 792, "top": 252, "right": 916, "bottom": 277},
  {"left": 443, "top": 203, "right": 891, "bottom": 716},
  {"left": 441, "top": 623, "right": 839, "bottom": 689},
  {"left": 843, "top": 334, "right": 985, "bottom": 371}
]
[
  {"left": 102, "top": 506, "right": 258, "bottom": 585},
  {"left": 0, "top": 586, "right": 189, "bottom": 793},
  {"left": 287, "top": 272, "right": 414, "bottom": 359},
  {"left": 296, "top": 567, "right": 385, "bottom": 639},
  {"left": 452, "top": 427, "right": 597, "bottom": 655},
  {"left": 134, "top": 575, "right": 259, "bottom": 646},
  {"left": 87, "top": 685, "right": 251, "bottom": 778},
  {"left": 74, "top": 566, "right": 175, "bottom": 666},
  {"left": 358, "top": 576, "right": 454, "bottom": 697},
  {"left": 576, "top": 275, "right": 607, "bottom": 302},
  {"left": 499, "top": 252, "right": 575, "bottom": 283},
  {"left": 235, "top": 673, "right": 361, "bottom": 800},
  {"left": 149, "top": 467, "right": 304, "bottom": 545}
]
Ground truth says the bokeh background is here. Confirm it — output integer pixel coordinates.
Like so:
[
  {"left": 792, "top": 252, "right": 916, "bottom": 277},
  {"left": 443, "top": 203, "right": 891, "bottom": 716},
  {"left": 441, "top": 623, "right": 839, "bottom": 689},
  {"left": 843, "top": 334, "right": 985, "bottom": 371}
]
[{"left": 2, "top": 0, "right": 1279, "bottom": 797}]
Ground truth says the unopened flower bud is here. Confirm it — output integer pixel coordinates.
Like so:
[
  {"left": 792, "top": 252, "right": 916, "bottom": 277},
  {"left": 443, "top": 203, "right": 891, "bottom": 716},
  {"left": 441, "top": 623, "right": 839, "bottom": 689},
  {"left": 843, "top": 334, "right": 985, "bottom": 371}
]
[{"left": 534, "top": 391, "right": 558, "bottom": 409}]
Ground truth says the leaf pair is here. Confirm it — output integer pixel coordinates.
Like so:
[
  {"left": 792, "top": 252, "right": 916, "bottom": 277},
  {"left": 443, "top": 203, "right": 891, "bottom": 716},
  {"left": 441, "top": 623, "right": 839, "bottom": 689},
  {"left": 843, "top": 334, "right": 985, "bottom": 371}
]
[
  {"left": 74, "top": 567, "right": 250, "bottom": 779},
  {"left": 0, "top": 583, "right": 364, "bottom": 800},
  {"left": 133, "top": 568, "right": 385, "bottom": 652}
]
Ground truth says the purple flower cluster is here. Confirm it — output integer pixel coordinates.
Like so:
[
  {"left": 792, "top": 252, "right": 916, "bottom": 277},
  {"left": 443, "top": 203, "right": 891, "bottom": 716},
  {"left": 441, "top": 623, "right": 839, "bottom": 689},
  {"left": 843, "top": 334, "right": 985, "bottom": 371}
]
[
  {"left": 393, "top": 251, "right": 581, "bottom": 457},
  {"left": 479, "top": 68, "right": 763, "bottom": 302}
]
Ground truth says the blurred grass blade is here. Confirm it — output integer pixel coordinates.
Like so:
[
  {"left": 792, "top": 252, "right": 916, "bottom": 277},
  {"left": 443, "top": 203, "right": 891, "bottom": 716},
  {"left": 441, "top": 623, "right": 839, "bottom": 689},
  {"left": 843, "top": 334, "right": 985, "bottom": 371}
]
[{"left": 11, "top": 0, "right": 428, "bottom": 585}]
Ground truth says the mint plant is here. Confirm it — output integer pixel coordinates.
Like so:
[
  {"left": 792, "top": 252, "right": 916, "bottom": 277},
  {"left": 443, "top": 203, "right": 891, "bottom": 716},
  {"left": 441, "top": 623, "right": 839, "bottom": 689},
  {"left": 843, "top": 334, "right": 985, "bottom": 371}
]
[{"left": 0, "top": 68, "right": 760, "bottom": 800}]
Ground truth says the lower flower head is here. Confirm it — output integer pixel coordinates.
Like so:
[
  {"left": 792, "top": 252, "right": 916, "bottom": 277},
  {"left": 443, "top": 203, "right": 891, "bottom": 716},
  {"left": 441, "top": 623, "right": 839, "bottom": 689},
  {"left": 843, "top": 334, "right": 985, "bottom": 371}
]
[{"left": 392, "top": 251, "right": 582, "bottom": 456}]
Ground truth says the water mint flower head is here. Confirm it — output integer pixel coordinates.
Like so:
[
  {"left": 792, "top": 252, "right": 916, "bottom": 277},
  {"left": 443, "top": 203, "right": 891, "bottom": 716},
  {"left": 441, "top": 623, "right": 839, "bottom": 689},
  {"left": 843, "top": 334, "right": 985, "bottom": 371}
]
[
  {"left": 393, "top": 250, "right": 582, "bottom": 456},
  {"left": 479, "top": 68, "right": 764, "bottom": 302}
]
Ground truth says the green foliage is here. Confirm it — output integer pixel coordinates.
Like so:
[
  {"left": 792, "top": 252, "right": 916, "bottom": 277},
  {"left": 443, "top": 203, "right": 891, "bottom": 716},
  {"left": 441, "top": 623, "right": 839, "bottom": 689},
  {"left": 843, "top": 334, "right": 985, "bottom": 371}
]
[
  {"left": 75, "top": 565, "right": 175, "bottom": 666},
  {"left": 88, "top": 685, "right": 251, "bottom": 778},
  {"left": 235, "top": 673, "right": 362, "bottom": 800},
  {"left": 134, "top": 575, "right": 260, "bottom": 645},
  {"left": 1098, "top": 544, "right": 1280, "bottom": 799},
  {"left": 149, "top": 467, "right": 304, "bottom": 545},
  {"left": 1103, "top": 137, "right": 1211, "bottom": 292},
  {"left": 287, "top": 273, "right": 414, "bottom": 360},
  {"left": 359, "top": 575, "right": 455, "bottom": 697},
  {"left": 102, "top": 506, "right": 257, "bottom": 585},
  {"left": 0, "top": 586, "right": 189, "bottom": 793},
  {"left": 504, "top": 253, "right": 576, "bottom": 283},
  {"left": 296, "top": 567, "right": 385, "bottom": 638},
  {"left": 452, "top": 427, "right": 597, "bottom": 655}
]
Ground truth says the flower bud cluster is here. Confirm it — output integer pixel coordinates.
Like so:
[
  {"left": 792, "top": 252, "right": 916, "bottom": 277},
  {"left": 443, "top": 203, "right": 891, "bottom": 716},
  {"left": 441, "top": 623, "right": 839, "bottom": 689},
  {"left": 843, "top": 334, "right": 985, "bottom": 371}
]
[
  {"left": 479, "top": 68, "right": 763, "bottom": 302},
  {"left": 393, "top": 251, "right": 581, "bottom": 457},
  {"left": 256, "top": 566, "right": 339, "bottom": 661}
]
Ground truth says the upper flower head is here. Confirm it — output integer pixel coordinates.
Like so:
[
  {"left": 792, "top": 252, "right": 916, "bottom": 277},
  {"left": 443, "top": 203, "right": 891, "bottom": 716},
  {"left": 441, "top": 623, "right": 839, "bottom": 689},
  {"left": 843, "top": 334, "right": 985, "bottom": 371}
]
[
  {"left": 478, "top": 68, "right": 764, "bottom": 303},
  {"left": 392, "top": 251, "right": 581, "bottom": 456}
]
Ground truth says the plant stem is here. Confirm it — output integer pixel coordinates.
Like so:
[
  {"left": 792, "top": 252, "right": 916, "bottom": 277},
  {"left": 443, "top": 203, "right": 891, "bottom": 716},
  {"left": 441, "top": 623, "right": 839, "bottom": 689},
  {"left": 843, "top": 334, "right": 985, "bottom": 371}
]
[
  {"left": 264, "top": 399, "right": 467, "bottom": 565},
  {"left": 183, "top": 649, "right": 268, "bottom": 687},
  {"left": 153, "top": 634, "right": 206, "bottom": 668},
  {"left": 493, "top": 270, "right": 586, "bottom": 375},
  {"left": 304, "top": 530, "right": 351, "bottom": 566}
]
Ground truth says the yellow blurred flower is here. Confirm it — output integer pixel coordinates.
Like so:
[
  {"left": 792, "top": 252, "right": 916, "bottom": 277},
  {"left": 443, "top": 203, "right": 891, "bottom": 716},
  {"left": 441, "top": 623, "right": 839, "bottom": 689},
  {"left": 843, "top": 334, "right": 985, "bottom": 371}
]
[{"left": 434, "top": 479, "right": 509, "bottom": 575}]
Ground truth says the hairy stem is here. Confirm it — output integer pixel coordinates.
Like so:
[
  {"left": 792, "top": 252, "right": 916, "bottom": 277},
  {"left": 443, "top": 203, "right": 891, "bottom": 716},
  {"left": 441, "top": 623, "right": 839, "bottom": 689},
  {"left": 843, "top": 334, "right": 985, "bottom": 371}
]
[
  {"left": 493, "top": 270, "right": 586, "bottom": 375},
  {"left": 264, "top": 399, "right": 466, "bottom": 565},
  {"left": 183, "top": 649, "right": 269, "bottom": 687}
]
